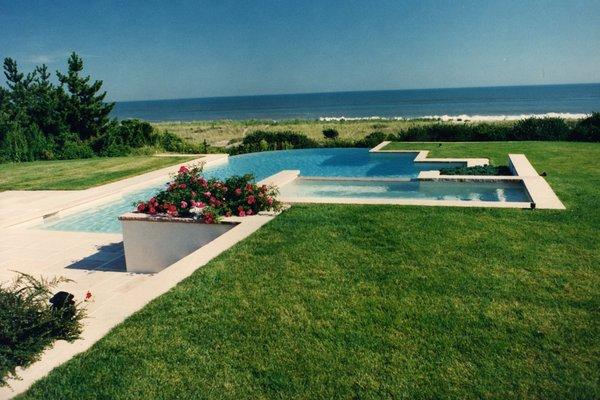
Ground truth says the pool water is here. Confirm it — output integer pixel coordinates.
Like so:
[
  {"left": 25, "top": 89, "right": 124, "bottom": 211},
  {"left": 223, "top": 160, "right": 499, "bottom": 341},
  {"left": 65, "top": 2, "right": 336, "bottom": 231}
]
[
  {"left": 41, "top": 148, "right": 517, "bottom": 234},
  {"left": 201, "top": 148, "right": 464, "bottom": 180},
  {"left": 280, "top": 178, "right": 530, "bottom": 202}
]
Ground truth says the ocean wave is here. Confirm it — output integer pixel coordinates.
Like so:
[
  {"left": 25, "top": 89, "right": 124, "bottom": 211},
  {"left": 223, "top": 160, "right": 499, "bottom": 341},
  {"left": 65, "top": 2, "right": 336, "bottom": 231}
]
[{"left": 318, "top": 112, "right": 590, "bottom": 122}]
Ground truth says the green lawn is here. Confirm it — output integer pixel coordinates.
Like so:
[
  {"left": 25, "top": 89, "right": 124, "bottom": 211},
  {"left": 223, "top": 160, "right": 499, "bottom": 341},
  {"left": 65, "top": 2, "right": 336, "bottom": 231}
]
[
  {"left": 20, "top": 142, "right": 599, "bottom": 399},
  {"left": 0, "top": 156, "right": 196, "bottom": 191}
]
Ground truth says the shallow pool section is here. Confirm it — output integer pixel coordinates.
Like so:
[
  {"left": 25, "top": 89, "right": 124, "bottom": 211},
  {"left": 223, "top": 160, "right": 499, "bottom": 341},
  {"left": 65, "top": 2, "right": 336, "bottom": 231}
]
[
  {"left": 43, "top": 187, "right": 158, "bottom": 233},
  {"left": 280, "top": 178, "right": 531, "bottom": 203}
]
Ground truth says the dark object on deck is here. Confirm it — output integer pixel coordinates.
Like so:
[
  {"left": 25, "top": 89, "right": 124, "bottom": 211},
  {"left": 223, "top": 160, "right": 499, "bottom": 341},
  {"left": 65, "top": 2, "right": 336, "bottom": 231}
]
[
  {"left": 541, "top": 171, "right": 547, "bottom": 176},
  {"left": 49, "top": 291, "right": 75, "bottom": 310},
  {"left": 530, "top": 202, "right": 536, "bottom": 210}
]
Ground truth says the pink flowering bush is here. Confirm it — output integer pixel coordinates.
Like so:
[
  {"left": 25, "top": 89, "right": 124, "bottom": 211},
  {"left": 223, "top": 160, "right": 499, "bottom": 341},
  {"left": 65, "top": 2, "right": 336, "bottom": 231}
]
[{"left": 135, "top": 165, "right": 281, "bottom": 223}]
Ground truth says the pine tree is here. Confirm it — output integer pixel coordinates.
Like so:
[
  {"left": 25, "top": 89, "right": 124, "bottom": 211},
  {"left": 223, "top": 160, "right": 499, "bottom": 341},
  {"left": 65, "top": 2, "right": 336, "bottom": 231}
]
[
  {"left": 57, "top": 52, "right": 114, "bottom": 140},
  {"left": 3, "top": 58, "right": 24, "bottom": 91},
  {"left": 30, "top": 64, "right": 64, "bottom": 138}
]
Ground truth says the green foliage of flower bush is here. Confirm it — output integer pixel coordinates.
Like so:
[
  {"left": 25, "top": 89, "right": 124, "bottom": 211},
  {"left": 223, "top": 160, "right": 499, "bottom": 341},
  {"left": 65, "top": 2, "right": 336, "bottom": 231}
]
[
  {"left": 136, "top": 165, "right": 282, "bottom": 223},
  {"left": 0, "top": 273, "right": 85, "bottom": 386}
]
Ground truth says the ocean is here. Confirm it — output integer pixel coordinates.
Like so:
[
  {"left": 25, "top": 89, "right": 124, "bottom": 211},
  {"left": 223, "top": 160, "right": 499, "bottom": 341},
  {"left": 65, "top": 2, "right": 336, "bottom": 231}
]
[{"left": 112, "top": 83, "right": 600, "bottom": 122}]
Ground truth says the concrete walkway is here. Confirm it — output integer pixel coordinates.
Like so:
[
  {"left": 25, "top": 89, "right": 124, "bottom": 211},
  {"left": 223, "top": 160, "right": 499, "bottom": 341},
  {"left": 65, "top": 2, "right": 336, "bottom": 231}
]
[{"left": 0, "top": 154, "right": 278, "bottom": 398}]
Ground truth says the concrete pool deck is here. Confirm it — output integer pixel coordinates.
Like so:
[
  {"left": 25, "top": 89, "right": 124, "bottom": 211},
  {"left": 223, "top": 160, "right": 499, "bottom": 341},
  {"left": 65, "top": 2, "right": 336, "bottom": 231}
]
[{"left": 0, "top": 153, "right": 280, "bottom": 398}]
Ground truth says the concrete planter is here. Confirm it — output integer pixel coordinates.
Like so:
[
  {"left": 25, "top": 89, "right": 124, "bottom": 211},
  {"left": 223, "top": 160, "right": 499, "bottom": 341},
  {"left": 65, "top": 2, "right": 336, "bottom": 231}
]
[{"left": 119, "top": 213, "right": 238, "bottom": 273}]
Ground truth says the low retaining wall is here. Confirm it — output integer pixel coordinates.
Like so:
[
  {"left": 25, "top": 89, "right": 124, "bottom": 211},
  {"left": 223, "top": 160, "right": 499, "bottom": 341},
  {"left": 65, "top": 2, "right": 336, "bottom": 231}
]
[{"left": 119, "top": 213, "right": 238, "bottom": 273}]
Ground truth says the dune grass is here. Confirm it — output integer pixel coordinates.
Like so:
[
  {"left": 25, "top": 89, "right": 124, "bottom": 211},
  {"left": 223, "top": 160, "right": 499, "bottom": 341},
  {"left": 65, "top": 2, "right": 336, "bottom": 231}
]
[
  {"left": 152, "top": 119, "right": 450, "bottom": 146},
  {"left": 0, "top": 156, "right": 195, "bottom": 191},
  {"left": 19, "top": 142, "right": 599, "bottom": 399}
]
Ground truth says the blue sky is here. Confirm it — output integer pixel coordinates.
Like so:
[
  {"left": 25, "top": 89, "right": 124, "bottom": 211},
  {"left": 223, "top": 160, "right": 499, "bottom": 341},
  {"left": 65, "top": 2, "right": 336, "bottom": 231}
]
[{"left": 1, "top": 0, "right": 599, "bottom": 101}]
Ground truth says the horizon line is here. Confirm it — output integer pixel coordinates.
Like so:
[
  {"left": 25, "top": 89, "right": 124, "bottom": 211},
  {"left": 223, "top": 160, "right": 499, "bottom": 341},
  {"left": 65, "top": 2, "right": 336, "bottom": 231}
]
[{"left": 112, "top": 81, "right": 600, "bottom": 103}]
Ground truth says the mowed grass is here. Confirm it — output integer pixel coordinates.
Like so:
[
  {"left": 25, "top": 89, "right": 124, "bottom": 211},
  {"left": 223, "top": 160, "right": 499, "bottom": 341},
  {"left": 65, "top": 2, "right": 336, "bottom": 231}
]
[
  {"left": 0, "top": 156, "right": 195, "bottom": 191},
  {"left": 21, "top": 142, "right": 599, "bottom": 399}
]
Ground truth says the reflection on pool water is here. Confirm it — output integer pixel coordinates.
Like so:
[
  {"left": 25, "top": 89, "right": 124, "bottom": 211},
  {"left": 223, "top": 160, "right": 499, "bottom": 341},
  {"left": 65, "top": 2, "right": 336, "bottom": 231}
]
[
  {"left": 280, "top": 178, "right": 530, "bottom": 202},
  {"left": 41, "top": 148, "right": 518, "bottom": 234}
]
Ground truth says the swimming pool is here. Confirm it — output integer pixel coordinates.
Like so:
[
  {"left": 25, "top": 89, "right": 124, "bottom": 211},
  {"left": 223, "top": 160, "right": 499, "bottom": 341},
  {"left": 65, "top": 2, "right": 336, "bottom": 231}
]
[{"left": 41, "top": 148, "right": 519, "bottom": 233}]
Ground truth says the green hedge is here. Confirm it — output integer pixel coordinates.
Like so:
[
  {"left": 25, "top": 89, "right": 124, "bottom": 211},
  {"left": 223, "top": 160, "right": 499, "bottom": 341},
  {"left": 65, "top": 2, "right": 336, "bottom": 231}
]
[
  {"left": 396, "top": 114, "right": 599, "bottom": 142},
  {"left": 229, "top": 130, "right": 319, "bottom": 155}
]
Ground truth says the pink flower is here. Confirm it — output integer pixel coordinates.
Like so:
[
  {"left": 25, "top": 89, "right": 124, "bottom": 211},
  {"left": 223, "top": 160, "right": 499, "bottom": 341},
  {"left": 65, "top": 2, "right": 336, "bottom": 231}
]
[
  {"left": 180, "top": 201, "right": 188, "bottom": 209},
  {"left": 148, "top": 207, "right": 156, "bottom": 215},
  {"left": 260, "top": 185, "right": 268, "bottom": 193},
  {"left": 137, "top": 203, "right": 146, "bottom": 212},
  {"left": 247, "top": 195, "right": 256, "bottom": 205},
  {"left": 238, "top": 210, "right": 246, "bottom": 217},
  {"left": 245, "top": 184, "right": 254, "bottom": 192},
  {"left": 267, "top": 197, "right": 274, "bottom": 206},
  {"left": 179, "top": 183, "right": 187, "bottom": 189},
  {"left": 246, "top": 209, "right": 253, "bottom": 215},
  {"left": 203, "top": 213, "right": 215, "bottom": 224},
  {"left": 235, "top": 188, "right": 242, "bottom": 196},
  {"left": 204, "top": 191, "right": 211, "bottom": 198},
  {"left": 178, "top": 165, "right": 189, "bottom": 174},
  {"left": 150, "top": 197, "right": 157, "bottom": 204}
]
